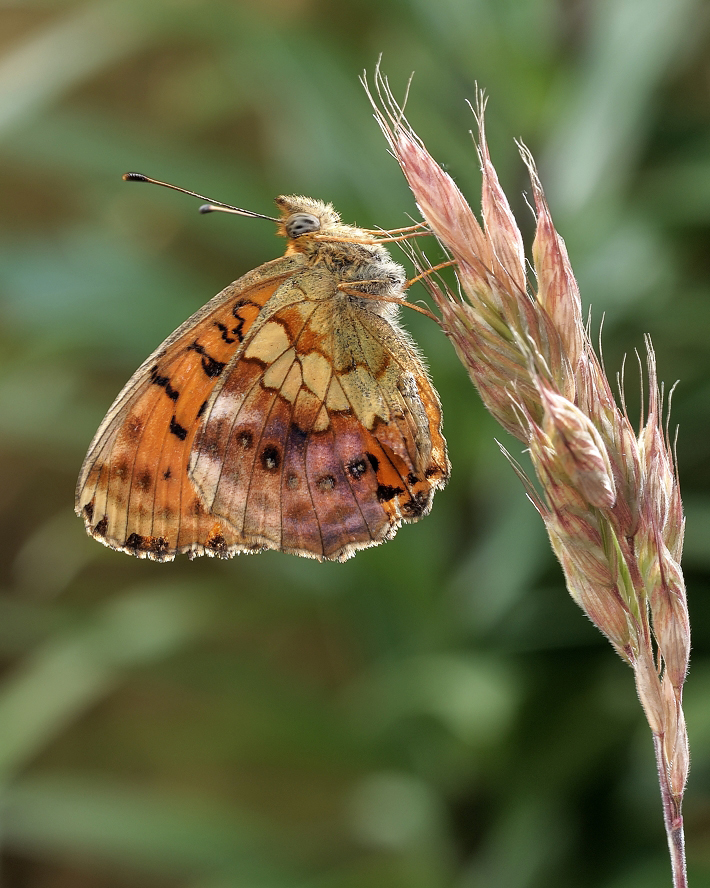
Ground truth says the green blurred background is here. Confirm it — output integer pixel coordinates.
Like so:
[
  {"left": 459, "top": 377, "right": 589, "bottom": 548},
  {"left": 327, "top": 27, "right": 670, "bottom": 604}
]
[{"left": 1, "top": 0, "right": 709, "bottom": 885}]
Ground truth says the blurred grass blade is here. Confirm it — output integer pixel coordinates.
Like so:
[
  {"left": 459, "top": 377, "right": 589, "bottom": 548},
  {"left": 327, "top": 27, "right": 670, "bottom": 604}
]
[
  {"left": 2, "top": 772, "right": 293, "bottom": 883},
  {"left": 14, "top": 509, "right": 96, "bottom": 599},
  {"left": 544, "top": 0, "right": 697, "bottom": 214},
  {"left": 0, "top": 585, "right": 209, "bottom": 778},
  {"left": 450, "top": 492, "right": 549, "bottom": 633},
  {"left": 0, "top": 1, "right": 148, "bottom": 138}
]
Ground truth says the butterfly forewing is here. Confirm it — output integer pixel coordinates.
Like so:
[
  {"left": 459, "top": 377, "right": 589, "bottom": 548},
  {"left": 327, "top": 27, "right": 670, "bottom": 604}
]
[{"left": 76, "top": 257, "right": 303, "bottom": 559}]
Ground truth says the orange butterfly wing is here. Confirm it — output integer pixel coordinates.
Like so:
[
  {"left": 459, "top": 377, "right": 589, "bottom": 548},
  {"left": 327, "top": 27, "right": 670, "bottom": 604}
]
[{"left": 75, "top": 255, "right": 304, "bottom": 559}]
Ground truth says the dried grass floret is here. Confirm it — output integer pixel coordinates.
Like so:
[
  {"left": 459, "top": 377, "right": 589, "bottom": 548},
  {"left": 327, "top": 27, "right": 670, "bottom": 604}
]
[{"left": 365, "top": 68, "right": 690, "bottom": 888}]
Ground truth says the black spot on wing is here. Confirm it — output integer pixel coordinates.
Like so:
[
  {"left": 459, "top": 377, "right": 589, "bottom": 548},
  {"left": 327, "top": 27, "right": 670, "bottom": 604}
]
[
  {"left": 94, "top": 516, "right": 108, "bottom": 537},
  {"left": 376, "top": 483, "right": 404, "bottom": 503},
  {"left": 169, "top": 417, "right": 188, "bottom": 440},
  {"left": 231, "top": 298, "right": 260, "bottom": 343},
  {"left": 237, "top": 429, "right": 253, "bottom": 449},
  {"left": 150, "top": 366, "right": 179, "bottom": 401},
  {"left": 114, "top": 460, "right": 130, "bottom": 481},
  {"left": 206, "top": 532, "right": 228, "bottom": 556},
  {"left": 231, "top": 313, "right": 246, "bottom": 343},
  {"left": 125, "top": 533, "right": 170, "bottom": 556},
  {"left": 347, "top": 457, "right": 368, "bottom": 480},
  {"left": 187, "top": 341, "right": 226, "bottom": 378},
  {"left": 214, "top": 321, "right": 236, "bottom": 344},
  {"left": 136, "top": 470, "right": 153, "bottom": 491},
  {"left": 83, "top": 501, "right": 94, "bottom": 522},
  {"left": 289, "top": 423, "right": 309, "bottom": 447},
  {"left": 261, "top": 445, "right": 280, "bottom": 472},
  {"left": 125, "top": 532, "right": 144, "bottom": 550},
  {"left": 366, "top": 452, "right": 380, "bottom": 472},
  {"left": 148, "top": 537, "right": 170, "bottom": 556},
  {"left": 401, "top": 491, "right": 430, "bottom": 519},
  {"left": 123, "top": 415, "right": 144, "bottom": 443},
  {"left": 316, "top": 474, "right": 336, "bottom": 492}
]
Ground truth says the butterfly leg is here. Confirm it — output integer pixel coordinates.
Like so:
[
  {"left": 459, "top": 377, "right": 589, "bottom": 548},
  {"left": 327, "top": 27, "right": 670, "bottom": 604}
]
[{"left": 338, "top": 281, "right": 439, "bottom": 323}]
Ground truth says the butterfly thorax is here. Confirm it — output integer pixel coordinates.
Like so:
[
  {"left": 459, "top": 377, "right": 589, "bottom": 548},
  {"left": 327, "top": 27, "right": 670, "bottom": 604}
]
[{"left": 275, "top": 194, "right": 406, "bottom": 320}]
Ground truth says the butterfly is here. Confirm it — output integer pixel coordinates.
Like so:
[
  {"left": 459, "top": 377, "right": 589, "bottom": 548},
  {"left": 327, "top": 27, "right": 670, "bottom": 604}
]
[{"left": 75, "top": 173, "right": 449, "bottom": 562}]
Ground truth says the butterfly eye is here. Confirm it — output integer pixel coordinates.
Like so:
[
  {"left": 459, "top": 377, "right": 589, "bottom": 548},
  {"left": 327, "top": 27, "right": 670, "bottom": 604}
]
[{"left": 285, "top": 213, "right": 321, "bottom": 238}]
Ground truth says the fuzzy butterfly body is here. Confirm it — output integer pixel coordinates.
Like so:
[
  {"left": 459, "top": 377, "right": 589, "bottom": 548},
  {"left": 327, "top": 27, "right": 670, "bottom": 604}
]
[{"left": 76, "top": 194, "right": 448, "bottom": 561}]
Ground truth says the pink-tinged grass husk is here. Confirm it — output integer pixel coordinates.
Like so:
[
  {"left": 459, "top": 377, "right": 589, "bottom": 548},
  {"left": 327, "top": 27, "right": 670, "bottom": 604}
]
[{"left": 365, "top": 69, "right": 690, "bottom": 888}]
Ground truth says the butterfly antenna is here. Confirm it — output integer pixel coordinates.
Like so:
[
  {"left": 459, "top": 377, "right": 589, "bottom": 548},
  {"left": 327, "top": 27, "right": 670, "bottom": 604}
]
[{"left": 122, "top": 172, "right": 279, "bottom": 222}]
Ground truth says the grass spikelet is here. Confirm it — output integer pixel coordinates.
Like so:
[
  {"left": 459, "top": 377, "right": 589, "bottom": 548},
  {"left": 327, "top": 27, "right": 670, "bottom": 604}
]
[{"left": 366, "top": 67, "right": 690, "bottom": 888}]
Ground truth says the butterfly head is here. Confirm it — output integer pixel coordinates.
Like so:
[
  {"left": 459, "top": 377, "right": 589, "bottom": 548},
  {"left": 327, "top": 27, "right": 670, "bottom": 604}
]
[{"left": 275, "top": 195, "right": 366, "bottom": 245}]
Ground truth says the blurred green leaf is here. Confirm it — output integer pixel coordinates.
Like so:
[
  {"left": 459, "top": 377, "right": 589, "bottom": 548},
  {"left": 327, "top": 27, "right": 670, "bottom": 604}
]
[
  {"left": 0, "top": 585, "right": 209, "bottom": 778},
  {"left": 0, "top": 1, "right": 149, "bottom": 138},
  {"left": 346, "top": 654, "right": 516, "bottom": 747},
  {"left": 543, "top": 0, "right": 698, "bottom": 215},
  {"left": 2, "top": 772, "right": 291, "bottom": 882}
]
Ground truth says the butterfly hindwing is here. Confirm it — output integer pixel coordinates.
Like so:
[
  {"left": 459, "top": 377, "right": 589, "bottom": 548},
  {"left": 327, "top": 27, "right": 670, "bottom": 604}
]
[{"left": 188, "top": 271, "right": 448, "bottom": 561}]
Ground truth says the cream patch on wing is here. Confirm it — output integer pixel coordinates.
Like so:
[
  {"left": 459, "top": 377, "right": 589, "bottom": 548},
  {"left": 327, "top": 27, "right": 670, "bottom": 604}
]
[
  {"left": 312, "top": 404, "right": 330, "bottom": 432},
  {"left": 207, "top": 390, "right": 247, "bottom": 422},
  {"left": 262, "top": 347, "right": 296, "bottom": 391},
  {"left": 325, "top": 377, "right": 349, "bottom": 412},
  {"left": 244, "top": 321, "right": 291, "bottom": 363},
  {"left": 300, "top": 351, "right": 331, "bottom": 401},
  {"left": 280, "top": 362, "right": 302, "bottom": 403}
]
